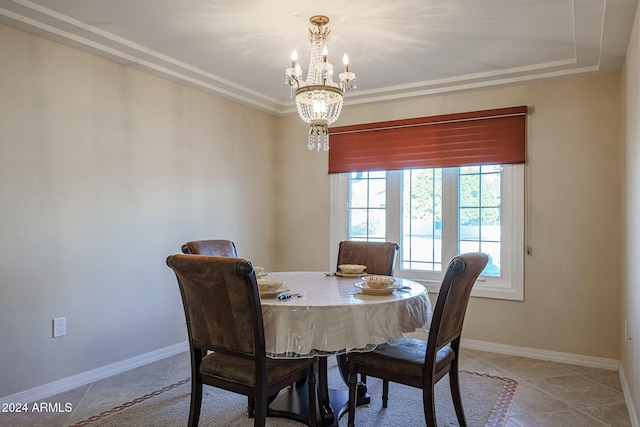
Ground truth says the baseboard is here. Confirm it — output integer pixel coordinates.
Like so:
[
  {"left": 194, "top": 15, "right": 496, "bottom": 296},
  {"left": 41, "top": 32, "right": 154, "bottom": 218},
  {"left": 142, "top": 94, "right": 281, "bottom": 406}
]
[
  {"left": 0, "top": 341, "right": 188, "bottom": 406},
  {"left": 619, "top": 364, "right": 640, "bottom": 427},
  {"left": 461, "top": 338, "right": 619, "bottom": 370}
]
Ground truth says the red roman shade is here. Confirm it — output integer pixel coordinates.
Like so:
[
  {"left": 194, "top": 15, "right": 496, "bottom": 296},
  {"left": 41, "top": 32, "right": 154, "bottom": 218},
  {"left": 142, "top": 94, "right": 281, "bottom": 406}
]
[{"left": 328, "top": 106, "right": 528, "bottom": 174}]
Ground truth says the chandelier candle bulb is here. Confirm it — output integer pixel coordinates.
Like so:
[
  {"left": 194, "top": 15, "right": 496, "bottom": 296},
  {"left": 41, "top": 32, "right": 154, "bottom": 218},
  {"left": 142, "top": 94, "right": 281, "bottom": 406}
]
[
  {"left": 291, "top": 49, "right": 297, "bottom": 68},
  {"left": 343, "top": 53, "right": 349, "bottom": 72}
]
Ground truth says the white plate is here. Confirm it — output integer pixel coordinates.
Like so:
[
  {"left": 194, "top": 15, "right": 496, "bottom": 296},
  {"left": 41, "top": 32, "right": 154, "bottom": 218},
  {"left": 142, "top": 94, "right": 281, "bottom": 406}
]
[
  {"left": 336, "top": 272, "right": 368, "bottom": 278},
  {"left": 354, "top": 282, "right": 400, "bottom": 295},
  {"left": 259, "top": 286, "right": 291, "bottom": 298}
]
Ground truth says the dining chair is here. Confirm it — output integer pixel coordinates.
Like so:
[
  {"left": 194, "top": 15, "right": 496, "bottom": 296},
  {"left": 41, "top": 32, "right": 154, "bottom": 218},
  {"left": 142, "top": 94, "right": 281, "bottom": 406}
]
[
  {"left": 335, "top": 241, "right": 400, "bottom": 389},
  {"left": 336, "top": 241, "right": 400, "bottom": 276},
  {"left": 181, "top": 239, "right": 238, "bottom": 257},
  {"left": 166, "top": 254, "right": 317, "bottom": 427},
  {"left": 180, "top": 239, "right": 258, "bottom": 415},
  {"left": 346, "top": 252, "right": 489, "bottom": 427}
]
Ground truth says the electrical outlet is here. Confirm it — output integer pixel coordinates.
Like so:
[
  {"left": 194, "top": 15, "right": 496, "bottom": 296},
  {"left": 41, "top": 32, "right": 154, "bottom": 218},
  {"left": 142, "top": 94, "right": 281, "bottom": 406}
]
[{"left": 53, "top": 317, "right": 66, "bottom": 338}]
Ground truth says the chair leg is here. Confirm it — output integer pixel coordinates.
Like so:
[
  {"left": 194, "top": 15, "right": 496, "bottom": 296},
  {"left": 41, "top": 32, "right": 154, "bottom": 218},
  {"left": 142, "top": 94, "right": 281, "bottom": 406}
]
[
  {"left": 422, "top": 385, "right": 437, "bottom": 427},
  {"left": 188, "top": 379, "right": 202, "bottom": 427},
  {"left": 449, "top": 367, "right": 467, "bottom": 426},
  {"left": 254, "top": 393, "right": 267, "bottom": 427},
  {"left": 247, "top": 396, "right": 255, "bottom": 418},
  {"left": 347, "top": 365, "right": 358, "bottom": 427},
  {"left": 308, "top": 368, "right": 317, "bottom": 427},
  {"left": 382, "top": 380, "right": 389, "bottom": 408}
]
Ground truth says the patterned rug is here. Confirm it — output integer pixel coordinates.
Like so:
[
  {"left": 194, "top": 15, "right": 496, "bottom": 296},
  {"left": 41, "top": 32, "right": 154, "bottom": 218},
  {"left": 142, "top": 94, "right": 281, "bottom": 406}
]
[{"left": 71, "top": 365, "right": 517, "bottom": 427}]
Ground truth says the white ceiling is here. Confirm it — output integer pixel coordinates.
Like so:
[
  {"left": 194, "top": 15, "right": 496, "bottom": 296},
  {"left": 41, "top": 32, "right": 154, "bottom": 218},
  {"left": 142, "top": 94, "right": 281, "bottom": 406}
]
[{"left": 0, "top": 0, "right": 637, "bottom": 115}]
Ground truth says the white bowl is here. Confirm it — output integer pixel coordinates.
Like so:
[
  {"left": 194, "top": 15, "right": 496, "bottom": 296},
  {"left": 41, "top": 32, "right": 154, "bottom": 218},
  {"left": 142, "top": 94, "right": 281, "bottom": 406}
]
[
  {"left": 364, "top": 275, "right": 396, "bottom": 289},
  {"left": 257, "top": 279, "right": 285, "bottom": 292},
  {"left": 338, "top": 264, "right": 367, "bottom": 274}
]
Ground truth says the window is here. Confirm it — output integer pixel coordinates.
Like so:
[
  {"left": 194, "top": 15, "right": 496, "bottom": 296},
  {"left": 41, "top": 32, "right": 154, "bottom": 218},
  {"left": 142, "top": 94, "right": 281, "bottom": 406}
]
[{"left": 333, "top": 164, "right": 524, "bottom": 301}]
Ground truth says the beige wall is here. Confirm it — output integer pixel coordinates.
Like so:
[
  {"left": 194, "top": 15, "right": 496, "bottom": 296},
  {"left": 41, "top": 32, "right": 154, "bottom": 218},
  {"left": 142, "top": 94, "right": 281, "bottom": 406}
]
[
  {"left": 0, "top": 24, "right": 279, "bottom": 397},
  {"left": 622, "top": 2, "right": 640, "bottom": 419},
  {"left": 277, "top": 74, "right": 622, "bottom": 360}
]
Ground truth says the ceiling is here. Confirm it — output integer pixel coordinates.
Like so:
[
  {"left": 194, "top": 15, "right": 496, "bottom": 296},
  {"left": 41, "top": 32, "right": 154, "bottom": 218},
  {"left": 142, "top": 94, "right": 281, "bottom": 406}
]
[{"left": 1, "top": 0, "right": 637, "bottom": 115}]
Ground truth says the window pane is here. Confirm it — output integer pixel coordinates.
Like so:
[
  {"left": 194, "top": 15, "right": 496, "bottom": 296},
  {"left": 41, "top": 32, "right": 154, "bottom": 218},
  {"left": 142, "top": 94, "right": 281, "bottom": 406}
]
[
  {"left": 460, "top": 207, "right": 480, "bottom": 231},
  {"left": 481, "top": 208, "right": 501, "bottom": 241},
  {"left": 481, "top": 241, "right": 501, "bottom": 276},
  {"left": 368, "top": 208, "right": 386, "bottom": 240},
  {"left": 349, "top": 175, "right": 369, "bottom": 208},
  {"left": 368, "top": 171, "right": 386, "bottom": 179},
  {"left": 401, "top": 168, "right": 442, "bottom": 272},
  {"left": 368, "top": 178, "right": 386, "bottom": 208},
  {"left": 459, "top": 240, "right": 480, "bottom": 253},
  {"left": 460, "top": 166, "right": 480, "bottom": 174},
  {"left": 349, "top": 208, "right": 369, "bottom": 239},
  {"left": 481, "top": 173, "right": 501, "bottom": 207},
  {"left": 459, "top": 174, "right": 480, "bottom": 207},
  {"left": 481, "top": 165, "right": 501, "bottom": 173}
]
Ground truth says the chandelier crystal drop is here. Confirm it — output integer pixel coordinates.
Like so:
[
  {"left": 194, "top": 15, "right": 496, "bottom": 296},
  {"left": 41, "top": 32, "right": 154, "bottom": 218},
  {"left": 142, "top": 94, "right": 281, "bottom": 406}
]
[{"left": 285, "top": 15, "right": 356, "bottom": 152}]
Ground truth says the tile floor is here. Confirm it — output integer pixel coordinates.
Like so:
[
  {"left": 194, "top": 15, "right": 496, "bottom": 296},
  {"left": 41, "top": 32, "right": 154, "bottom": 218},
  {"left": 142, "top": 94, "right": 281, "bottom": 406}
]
[{"left": 0, "top": 349, "right": 632, "bottom": 426}]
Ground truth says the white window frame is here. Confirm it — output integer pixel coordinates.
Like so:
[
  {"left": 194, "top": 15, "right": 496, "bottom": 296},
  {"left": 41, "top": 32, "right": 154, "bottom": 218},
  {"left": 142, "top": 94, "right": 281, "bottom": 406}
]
[{"left": 330, "top": 164, "right": 524, "bottom": 301}]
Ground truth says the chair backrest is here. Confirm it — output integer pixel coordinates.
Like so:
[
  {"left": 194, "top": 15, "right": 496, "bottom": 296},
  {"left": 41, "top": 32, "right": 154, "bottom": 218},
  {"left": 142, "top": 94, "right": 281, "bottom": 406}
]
[
  {"left": 181, "top": 239, "right": 238, "bottom": 257},
  {"left": 336, "top": 241, "right": 400, "bottom": 276},
  {"left": 427, "top": 252, "right": 488, "bottom": 354},
  {"left": 166, "top": 254, "right": 263, "bottom": 358}
]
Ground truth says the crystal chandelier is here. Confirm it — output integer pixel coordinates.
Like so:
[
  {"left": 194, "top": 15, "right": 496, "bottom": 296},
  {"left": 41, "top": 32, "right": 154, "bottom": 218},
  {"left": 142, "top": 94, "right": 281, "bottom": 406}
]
[{"left": 285, "top": 15, "right": 356, "bottom": 151}]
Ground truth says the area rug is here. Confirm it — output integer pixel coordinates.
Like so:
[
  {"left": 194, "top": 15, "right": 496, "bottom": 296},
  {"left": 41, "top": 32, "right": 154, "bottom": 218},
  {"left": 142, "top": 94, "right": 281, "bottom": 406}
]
[{"left": 71, "top": 363, "right": 517, "bottom": 427}]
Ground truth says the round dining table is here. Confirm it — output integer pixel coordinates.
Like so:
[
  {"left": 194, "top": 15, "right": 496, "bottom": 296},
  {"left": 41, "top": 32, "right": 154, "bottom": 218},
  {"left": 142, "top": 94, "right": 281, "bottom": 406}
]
[{"left": 260, "top": 271, "right": 431, "bottom": 426}]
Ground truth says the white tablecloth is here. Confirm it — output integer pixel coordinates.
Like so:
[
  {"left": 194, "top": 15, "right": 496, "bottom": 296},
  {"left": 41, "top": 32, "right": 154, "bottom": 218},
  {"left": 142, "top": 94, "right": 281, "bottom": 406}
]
[{"left": 260, "top": 271, "right": 431, "bottom": 358}]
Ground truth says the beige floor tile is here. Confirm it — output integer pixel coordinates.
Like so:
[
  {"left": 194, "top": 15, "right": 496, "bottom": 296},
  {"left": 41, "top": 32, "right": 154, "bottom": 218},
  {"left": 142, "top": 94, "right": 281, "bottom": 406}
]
[
  {"left": 165, "top": 351, "right": 190, "bottom": 385},
  {"left": 0, "top": 383, "right": 90, "bottom": 427},
  {"left": 509, "top": 409, "right": 608, "bottom": 426},
  {"left": 486, "top": 356, "right": 578, "bottom": 380},
  {"left": 507, "top": 382, "right": 571, "bottom": 417},
  {"left": 566, "top": 365, "right": 624, "bottom": 392},
  {"left": 65, "top": 359, "right": 174, "bottom": 424},
  {"left": 580, "top": 403, "right": 632, "bottom": 426},
  {"left": 526, "top": 374, "right": 625, "bottom": 409}
]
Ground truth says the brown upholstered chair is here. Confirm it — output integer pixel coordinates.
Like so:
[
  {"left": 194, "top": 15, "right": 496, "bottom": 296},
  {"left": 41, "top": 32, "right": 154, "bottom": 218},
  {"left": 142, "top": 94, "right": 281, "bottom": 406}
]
[
  {"left": 346, "top": 252, "right": 489, "bottom": 427},
  {"left": 180, "top": 240, "right": 258, "bottom": 414},
  {"left": 166, "top": 254, "right": 317, "bottom": 427},
  {"left": 181, "top": 239, "right": 238, "bottom": 257},
  {"left": 335, "top": 241, "right": 400, "bottom": 388},
  {"left": 336, "top": 241, "right": 400, "bottom": 276}
]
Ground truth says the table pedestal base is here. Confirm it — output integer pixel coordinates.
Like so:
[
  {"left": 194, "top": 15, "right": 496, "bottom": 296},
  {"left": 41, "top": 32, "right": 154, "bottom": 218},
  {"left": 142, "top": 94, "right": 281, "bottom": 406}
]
[{"left": 268, "top": 383, "right": 370, "bottom": 426}]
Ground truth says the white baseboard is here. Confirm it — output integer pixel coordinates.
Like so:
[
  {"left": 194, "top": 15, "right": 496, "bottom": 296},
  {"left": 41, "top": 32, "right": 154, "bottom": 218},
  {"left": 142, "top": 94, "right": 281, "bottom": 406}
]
[
  {"left": 0, "top": 341, "right": 189, "bottom": 406},
  {"left": 619, "top": 364, "right": 640, "bottom": 427},
  {"left": 461, "top": 338, "right": 619, "bottom": 370}
]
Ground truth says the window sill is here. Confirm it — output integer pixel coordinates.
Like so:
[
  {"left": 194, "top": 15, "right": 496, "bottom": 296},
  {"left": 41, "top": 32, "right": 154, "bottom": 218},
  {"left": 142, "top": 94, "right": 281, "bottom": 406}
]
[{"left": 404, "top": 277, "right": 524, "bottom": 301}]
